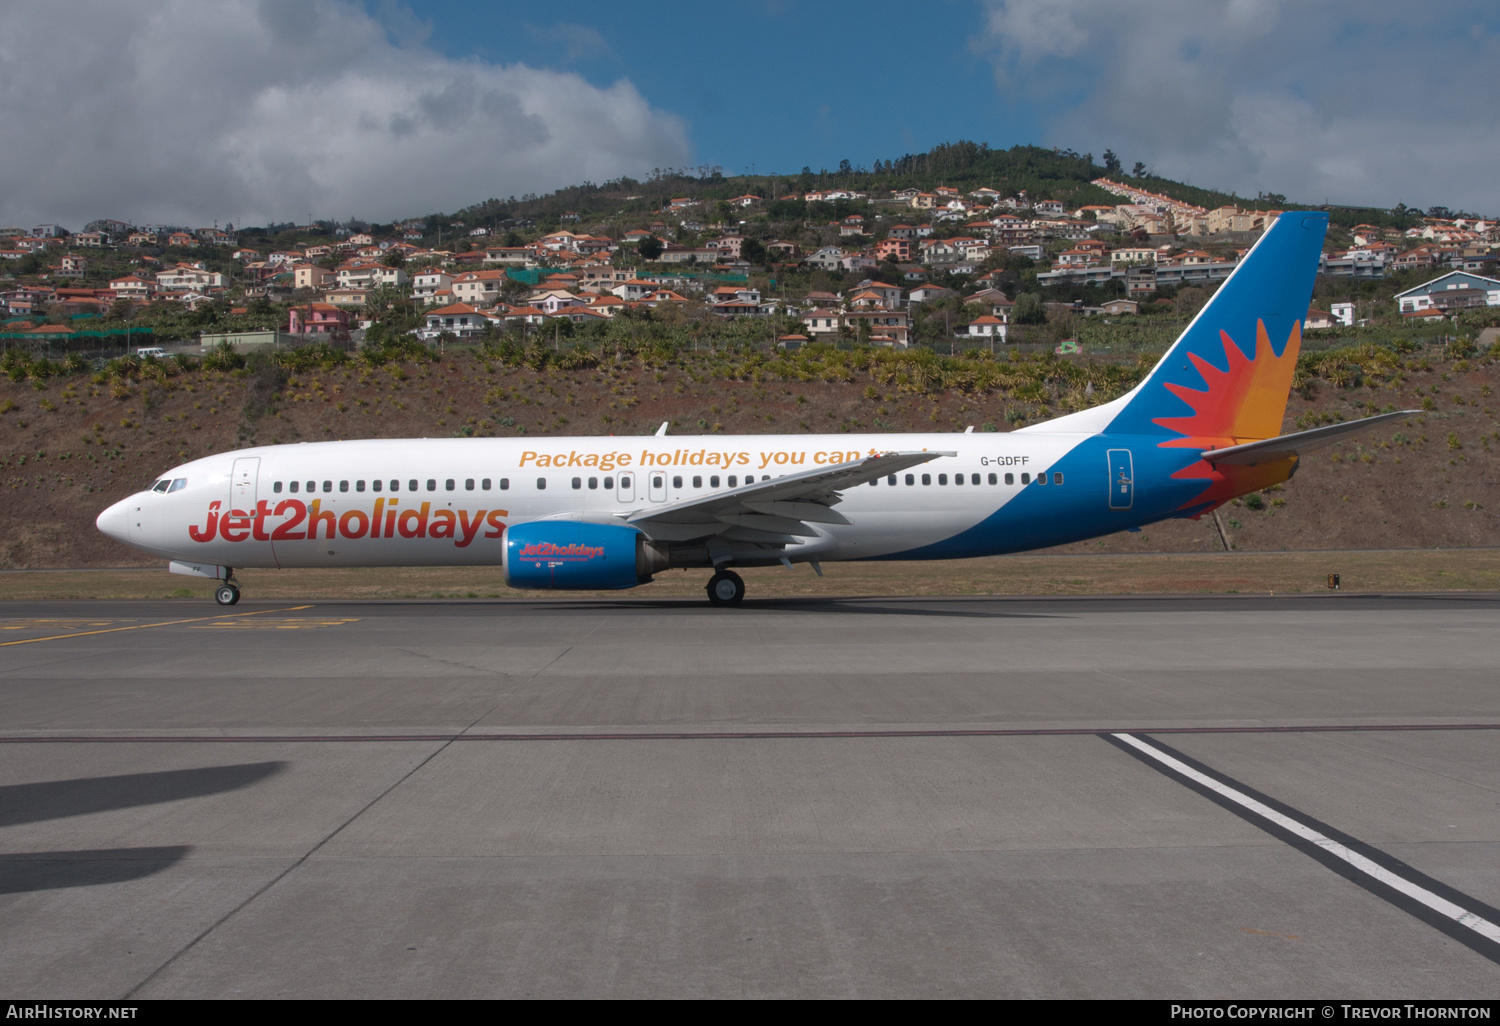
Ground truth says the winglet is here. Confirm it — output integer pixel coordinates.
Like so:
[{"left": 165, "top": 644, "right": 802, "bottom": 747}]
[{"left": 655, "top": 422, "right": 669, "bottom": 437}]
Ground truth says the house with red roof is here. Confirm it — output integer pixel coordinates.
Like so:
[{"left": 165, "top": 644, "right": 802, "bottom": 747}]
[
  {"left": 109, "top": 275, "right": 154, "bottom": 302},
  {"left": 965, "top": 314, "right": 1008, "bottom": 340},
  {"left": 420, "top": 302, "right": 493, "bottom": 338}
]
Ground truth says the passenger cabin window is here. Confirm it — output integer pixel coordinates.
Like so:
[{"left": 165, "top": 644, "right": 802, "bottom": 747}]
[
  {"left": 673, "top": 475, "right": 683, "bottom": 489},
  {"left": 1005, "top": 473, "right": 1014, "bottom": 485},
  {"left": 905, "top": 474, "right": 914, "bottom": 486},
  {"left": 616, "top": 476, "right": 627, "bottom": 489},
  {"left": 536, "top": 477, "right": 546, "bottom": 490},
  {"left": 888, "top": 475, "right": 897, "bottom": 486},
  {"left": 465, "top": 479, "right": 475, "bottom": 491},
  {"left": 372, "top": 480, "right": 382, "bottom": 492},
  {"left": 1053, "top": 473, "right": 1063, "bottom": 485},
  {"left": 988, "top": 473, "right": 998, "bottom": 485},
  {"left": 938, "top": 474, "right": 948, "bottom": 485},
  {"left": 426, "top": 479, "right": 436, "bottom": 492},
  {"left": 339, "top": 481, "right": 349, "bottom": 492},
  {"left": 289, "top": 481, "right": 300, "bottom": 493},
  {"left": 588, "top": 477, "right": 598, "bottom": 490},
  {"left": 1037, "top": 473, "right": 1047, "bottom": 486},
  {"left": 710, "top": 476, "right": 720, "bottom": 488},
  {"left": 953, "top": 473, "right": 962, "bottom": 486},
  {"left": 445, "top": 479, "right": 455, "bottom": 491},
  {"left": 603, "top": 476, "right": 614, "bottom": 489},
  {"left": 322, "top": 481, "right": 332, "bottom": 492},
  {"left": 922, "top": 474, "right": 931, "bottom": 485},
  {"left": 500, "top": 478, "right": 510, "bottom": 490},
  {"left": 1021, "top": 473, "right": 1030, "bottom": 484},
  {"left": 274, "top": 481, "right": 283, "bottom": 494},
  {"left": 356, "top": 480, "right": 365, "bottom": 492},
  {"left": 692, "top": 475, "right": 702, "bottom": 488},
  {"left": 408, "top": 480, "right": 417, "bottom": 492},
  {"left": 481, "top": 479, "right": 491, "bottom": 490},
  {"left": 572, "top": 477, "right": 582, "bottom": 489},
  {"left": 971, "top": 474, "right": 981, "bottom": 485}
]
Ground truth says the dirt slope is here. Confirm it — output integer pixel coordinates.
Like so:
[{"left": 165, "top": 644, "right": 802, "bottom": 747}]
[{"left": 2, "top": 351, "right": 1496, "bottom": 568}]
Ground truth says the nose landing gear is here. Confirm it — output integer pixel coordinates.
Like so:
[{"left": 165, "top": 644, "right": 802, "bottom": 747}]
[
  {"left": 706, "top": 570, "right": 745, "bottom": 606},
  {"left": 214, "top": 570, "right": 241, "bottom": 606}
]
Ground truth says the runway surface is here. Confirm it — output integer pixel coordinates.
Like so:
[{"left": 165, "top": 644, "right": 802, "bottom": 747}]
[{"left": 1, "top": 593, "right": 1498, "bottom": 998}]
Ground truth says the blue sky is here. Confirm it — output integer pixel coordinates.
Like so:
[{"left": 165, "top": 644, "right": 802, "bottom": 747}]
[
  {"left": 1, "top": 1, "right": 1496, "bottom": 227},
  {"left": 409, "top": 0, "right": 1053, "bottom": 180}
]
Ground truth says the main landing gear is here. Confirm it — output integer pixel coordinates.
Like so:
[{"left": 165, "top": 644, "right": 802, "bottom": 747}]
[
  {"left": 214, "top": 570, "right": 241, "bottom": 606},
  {"left": 706, "top": 570, "right": 745, "bottom": 606}
]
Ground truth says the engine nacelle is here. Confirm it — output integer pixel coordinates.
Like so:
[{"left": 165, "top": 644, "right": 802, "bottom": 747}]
[{"left": 503, "top": 521, "right": 666, "bottom": 590}]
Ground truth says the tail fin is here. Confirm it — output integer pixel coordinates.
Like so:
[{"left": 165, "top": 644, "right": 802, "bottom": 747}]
[{"left": 1024, "top": 211, "right": 1327, "bottom": 446}]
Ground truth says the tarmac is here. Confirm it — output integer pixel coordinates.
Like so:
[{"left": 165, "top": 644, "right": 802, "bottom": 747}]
[{"left": 0, "top": 593, "right": 1497, "bottom": 998}]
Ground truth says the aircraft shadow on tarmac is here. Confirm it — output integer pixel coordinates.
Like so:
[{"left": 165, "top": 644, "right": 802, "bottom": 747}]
[
  {"left": 0, "top": 762, "right": 283, "bottom": 894},
  {"left": 0, "top": 762, "right": 285, "bottom": 829},
  {"left": 0, "top": 847, "right": 191, "bottom": 895},
  {"left": 475, "top": 597, "right": 1068, "bottom": 619}
]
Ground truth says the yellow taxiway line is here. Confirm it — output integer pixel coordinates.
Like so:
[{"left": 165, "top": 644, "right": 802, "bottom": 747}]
[{"left": 0, "top": 605, "right": 315, "bottom": 647}]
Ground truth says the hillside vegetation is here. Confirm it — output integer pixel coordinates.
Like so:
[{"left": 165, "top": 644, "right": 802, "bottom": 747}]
[{"left": 2, "top": 336, "right": 1498, "bottom": 569}]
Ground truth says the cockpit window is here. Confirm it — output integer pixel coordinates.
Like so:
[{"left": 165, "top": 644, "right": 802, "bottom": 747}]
[
  {"left": 151, "top": 479, "right": 170, "bottom": 493},
  {"left": 167, "top": 478, "right": 187, "bottom": 493}
]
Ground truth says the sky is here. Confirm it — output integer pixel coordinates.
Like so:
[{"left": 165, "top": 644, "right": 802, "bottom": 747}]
[{"left": 2, "top": 0, "right": 1497, "bottom": 229}]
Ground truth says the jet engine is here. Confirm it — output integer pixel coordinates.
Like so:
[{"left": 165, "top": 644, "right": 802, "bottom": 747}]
[{"left": 503, "top": 521, "right": 668, "bottom": 590}]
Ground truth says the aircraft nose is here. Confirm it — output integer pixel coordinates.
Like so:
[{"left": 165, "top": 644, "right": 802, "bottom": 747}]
[{"left": 95, "top": 497, "right": 133, "bottom": 542}]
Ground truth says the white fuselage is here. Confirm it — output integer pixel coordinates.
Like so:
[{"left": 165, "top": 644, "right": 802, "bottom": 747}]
[{"left": 96, "top": 431, "right": 1093, "bottom": 570}]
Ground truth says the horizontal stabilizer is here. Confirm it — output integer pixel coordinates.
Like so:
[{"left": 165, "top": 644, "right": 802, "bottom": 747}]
[{"left": 1199, "top": 411, "right": 1419, "bottom": 466}]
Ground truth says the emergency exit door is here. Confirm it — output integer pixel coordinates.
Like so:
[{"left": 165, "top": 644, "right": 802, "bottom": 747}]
[{"left": 1106, "top": 449, "right": 1133, "bottom": 510}]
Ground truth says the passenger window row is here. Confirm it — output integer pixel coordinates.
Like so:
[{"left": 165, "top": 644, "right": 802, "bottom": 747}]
[
  {"left": 876, "top": 471, "right": 1063, "bottom": 487},
  {"left": 268, "top": 470, "right": 1061, "bottom": 497},
  {"left": 273, "top": 478, "right": 512, "bottom": 495}
]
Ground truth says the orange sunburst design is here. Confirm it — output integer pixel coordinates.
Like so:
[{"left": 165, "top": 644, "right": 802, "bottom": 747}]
[
  {"left": 1156, "top": 319, "right": 1302, "bottom": 513},
  {"left": 1154, "top": 319, "right": 1301, "bottom": 450}
]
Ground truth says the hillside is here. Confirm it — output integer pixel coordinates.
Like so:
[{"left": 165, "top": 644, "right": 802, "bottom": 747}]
[
  {"left": 439, "top": 141, "right": 1430, "bottom": 236},
  {"left": 1, "top": 339, "right": 1497, "bottom": 569}
]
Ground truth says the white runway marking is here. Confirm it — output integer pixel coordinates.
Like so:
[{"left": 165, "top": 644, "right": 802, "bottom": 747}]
[{"left": 1110, "top": 732, "right": 1500, "bottom": 950}]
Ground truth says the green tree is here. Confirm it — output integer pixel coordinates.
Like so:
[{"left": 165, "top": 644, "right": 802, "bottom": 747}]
[
  {"left": 1012, "top": 292, "right": 1047, "bottom": 325},
  {"left": 638, "top": 236, "right": 664, "bottom": 261},
  {"left": 1103, "top": 149, "right": 1121, "bottom": 174},
  {"left": 740, "top": 238, "right": 766, "bottom": 265}
]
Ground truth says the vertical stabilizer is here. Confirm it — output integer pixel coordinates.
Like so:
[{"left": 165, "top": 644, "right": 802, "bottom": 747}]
[{"left": 1022, "top": 211, "right": 1327, "bottom": 444}]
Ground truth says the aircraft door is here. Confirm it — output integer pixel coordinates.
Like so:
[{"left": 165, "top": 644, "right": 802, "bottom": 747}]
[
  {"left": 616, "top": 471, "right": 635, "bottom": 503},
  {"left": 648, "top": 469, "right": 667, "bottom": 503},
  {"left": 1106, "top": 449, "right": 1133, "bottom": 510},
  {"left": 231, "top": 457, "right": 260, "bottom": 511}
]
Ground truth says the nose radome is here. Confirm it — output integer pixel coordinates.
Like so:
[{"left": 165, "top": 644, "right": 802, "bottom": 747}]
[{"left": 95, "top": 497, "right": 132, "bottom": 542}]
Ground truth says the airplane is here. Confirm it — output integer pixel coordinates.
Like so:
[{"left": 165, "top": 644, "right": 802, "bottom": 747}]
[{"left": 96, "top": 211, "right": 1411, "bottom": 606}]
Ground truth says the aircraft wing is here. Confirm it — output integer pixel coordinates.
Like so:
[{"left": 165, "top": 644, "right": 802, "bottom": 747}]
[
  {"left": 1199, "top": 410, "right": 1419, "bottom": 466},
  {"left": 626, "top": 450, "right": 953, "bottom": 543}
]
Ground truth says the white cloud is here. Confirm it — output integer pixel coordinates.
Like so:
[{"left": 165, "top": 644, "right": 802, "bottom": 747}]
[
  {"left": 975, "top": 1, "right": 1500, "bottom": 214},
  {"left": 0, "top": 0, "right": 691, "bottom": 228}
]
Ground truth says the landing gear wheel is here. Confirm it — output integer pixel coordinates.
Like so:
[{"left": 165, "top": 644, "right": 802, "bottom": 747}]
[
  {"left": 706, "top": 570, "right": 745, "bottom": 606},
  {"left": 215, "top": 584, "right": 241, "bottom": 606}
]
